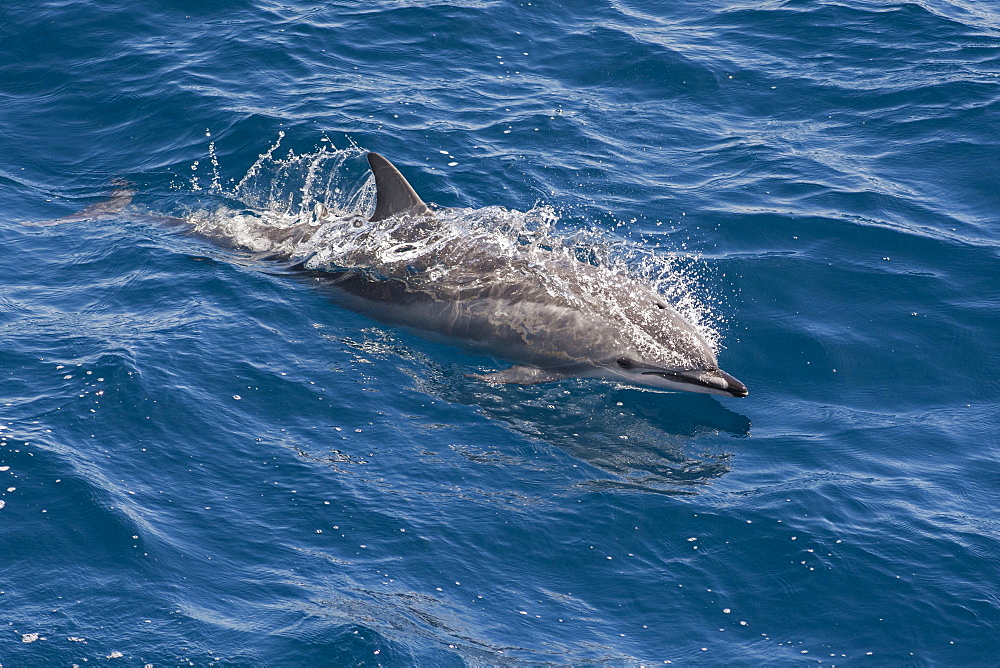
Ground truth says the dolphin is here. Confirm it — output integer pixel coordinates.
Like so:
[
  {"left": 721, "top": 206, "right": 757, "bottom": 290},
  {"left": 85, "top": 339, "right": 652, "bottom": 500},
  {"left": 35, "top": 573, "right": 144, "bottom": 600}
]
[
  {"left": 299, "top": 153, "right": 747, "bottom": 398},
  {"left": 28, "top": 152, "right": 748, "bottom": 398}
]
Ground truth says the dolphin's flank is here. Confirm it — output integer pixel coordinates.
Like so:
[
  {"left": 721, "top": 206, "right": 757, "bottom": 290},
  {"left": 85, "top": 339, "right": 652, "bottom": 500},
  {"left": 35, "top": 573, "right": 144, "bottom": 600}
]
[{"left": 335, "top": 152, "right": 748, "bottom": 398}]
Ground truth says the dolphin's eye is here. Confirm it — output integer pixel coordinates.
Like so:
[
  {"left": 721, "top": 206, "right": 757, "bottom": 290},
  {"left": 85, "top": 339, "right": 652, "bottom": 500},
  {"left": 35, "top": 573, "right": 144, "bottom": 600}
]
[
  {"left": 654, "top": 302, "right": 666, "bottom": 309},
  {"left": 617, "top": 358, "right": 633, "bottom": 369}
]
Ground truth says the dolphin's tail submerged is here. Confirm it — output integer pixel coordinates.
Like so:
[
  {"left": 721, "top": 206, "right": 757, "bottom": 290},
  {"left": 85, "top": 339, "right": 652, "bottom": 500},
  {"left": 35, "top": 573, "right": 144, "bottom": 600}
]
[{"left": 23, "top": 179, "right": 135, "bottom": 226}]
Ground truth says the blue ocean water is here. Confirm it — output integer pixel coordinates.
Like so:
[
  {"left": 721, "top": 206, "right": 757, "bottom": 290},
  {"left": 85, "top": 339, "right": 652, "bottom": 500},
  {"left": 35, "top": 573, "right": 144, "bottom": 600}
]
[{"left": 2, "top": 0, "right": 999, "bottom": 664}]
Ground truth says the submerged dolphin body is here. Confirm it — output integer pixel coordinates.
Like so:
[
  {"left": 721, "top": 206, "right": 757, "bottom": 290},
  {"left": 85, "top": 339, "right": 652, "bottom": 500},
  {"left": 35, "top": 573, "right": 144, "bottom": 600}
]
[{"left": 304, "top": 153, "right": 747, "bottom": 398}]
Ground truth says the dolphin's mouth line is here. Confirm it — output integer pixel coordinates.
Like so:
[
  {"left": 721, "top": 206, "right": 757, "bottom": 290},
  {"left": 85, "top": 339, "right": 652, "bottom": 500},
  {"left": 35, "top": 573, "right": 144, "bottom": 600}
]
[
  {"left": 641, "top": 369, "right": 748, "bottom": 397},
  {"left": 640, "top": 370, "right": 704, "bottom": 387}
]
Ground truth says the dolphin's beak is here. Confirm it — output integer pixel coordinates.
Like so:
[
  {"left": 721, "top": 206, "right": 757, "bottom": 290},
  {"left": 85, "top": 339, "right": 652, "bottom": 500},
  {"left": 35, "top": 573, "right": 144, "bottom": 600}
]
[
  {"left": 641, "top": 367, "right": 749, "bottom": 397},
  {"left": 717, "top": 369, "right": 748, "bottom": 397}
]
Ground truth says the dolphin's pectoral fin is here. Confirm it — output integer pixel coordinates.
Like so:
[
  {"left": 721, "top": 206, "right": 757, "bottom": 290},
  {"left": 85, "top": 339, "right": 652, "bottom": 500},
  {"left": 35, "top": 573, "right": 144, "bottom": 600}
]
[
  {"left": 471, "top": 365, "right": 571, "bottom": 385},
  {"left": 272, "top": 252, "right": 318, "bottom": 273}
]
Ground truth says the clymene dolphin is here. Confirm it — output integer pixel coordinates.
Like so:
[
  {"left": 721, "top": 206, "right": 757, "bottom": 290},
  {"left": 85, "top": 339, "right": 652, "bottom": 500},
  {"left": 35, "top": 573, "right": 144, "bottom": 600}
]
[
  {"left": 32, "top": 151, "right": 748, "bottom": 398},
  {"left": 305, "top": 153, "right": 747, "bottom": 398}
]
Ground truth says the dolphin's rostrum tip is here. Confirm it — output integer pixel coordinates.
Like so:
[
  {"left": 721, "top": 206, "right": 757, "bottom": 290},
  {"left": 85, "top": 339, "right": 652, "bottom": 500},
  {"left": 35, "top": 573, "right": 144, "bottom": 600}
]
[{"left": 720, "top": 370, "right": 748, "bottom": 397}]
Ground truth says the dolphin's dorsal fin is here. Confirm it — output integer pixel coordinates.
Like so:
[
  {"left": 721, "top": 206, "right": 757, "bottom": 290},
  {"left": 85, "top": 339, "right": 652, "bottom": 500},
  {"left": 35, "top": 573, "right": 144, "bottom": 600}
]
[{"left": 367, "top": 152, "right": 429, "bottom": 222}]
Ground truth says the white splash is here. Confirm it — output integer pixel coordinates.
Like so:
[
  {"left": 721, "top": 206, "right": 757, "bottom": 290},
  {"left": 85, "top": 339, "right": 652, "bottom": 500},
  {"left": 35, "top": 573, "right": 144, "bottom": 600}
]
[{"left": 183, "top": 138, "right": 724, "bottom": 355}]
